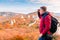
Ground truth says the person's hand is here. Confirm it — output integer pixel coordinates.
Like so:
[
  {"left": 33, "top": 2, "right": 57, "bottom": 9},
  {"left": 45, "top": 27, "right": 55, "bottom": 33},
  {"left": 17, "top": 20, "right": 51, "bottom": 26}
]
[{"left": 39, "top": 34, "right": 43, "bottom": 38}]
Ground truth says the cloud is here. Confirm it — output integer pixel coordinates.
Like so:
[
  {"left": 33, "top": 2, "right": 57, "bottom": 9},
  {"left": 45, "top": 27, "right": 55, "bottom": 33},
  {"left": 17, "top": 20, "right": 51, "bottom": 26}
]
[
  {"left": 29, "top": 0, "right": 60, "bottom": 13},
  {"left": 0, "top": 0, "right": 60, "bottom": 13},
  {"left": 29, "top": 0, "right": 60, "bottom": 7},
  {"left": 29, "top": 0, "right": 48, "bottom": 4},
  {"left": 29, "top": 0, "right": 60, "bottom": 4},
  {"left": 0, "top": 5, "right": 38, "bottom": 14}
]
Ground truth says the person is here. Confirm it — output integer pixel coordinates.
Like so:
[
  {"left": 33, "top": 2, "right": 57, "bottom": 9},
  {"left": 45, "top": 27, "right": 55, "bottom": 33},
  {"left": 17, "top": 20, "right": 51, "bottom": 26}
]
[{"left": 38, "top": 6, "right": 52, "bottom": 40}]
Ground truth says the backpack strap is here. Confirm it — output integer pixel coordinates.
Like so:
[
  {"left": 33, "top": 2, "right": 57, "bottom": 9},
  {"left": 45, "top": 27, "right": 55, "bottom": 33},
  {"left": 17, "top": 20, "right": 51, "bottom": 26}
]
[
  {"left": 42, "top": 12, "right": 49, "bottom": 28},
  {"left": 42, "top": 12, "right": 49, "bottom": 18}
]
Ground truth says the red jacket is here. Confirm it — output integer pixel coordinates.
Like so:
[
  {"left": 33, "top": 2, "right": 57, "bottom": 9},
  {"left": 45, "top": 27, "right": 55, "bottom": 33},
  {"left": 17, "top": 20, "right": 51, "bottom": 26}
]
[{"left": 39, "top": 12, "right": 51, "bottom": 35}]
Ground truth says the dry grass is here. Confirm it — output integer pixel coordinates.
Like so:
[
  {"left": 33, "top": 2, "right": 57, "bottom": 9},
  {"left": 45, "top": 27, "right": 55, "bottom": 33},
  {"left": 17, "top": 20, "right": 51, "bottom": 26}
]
[{"left": 0, "top": 27, "right": 39, "bottom": 40}]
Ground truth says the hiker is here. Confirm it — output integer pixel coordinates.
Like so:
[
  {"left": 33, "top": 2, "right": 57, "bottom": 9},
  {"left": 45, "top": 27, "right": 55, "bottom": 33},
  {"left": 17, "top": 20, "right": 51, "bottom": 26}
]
[{"left": 38, "top": 6, "right": 59, "bottom": 40}]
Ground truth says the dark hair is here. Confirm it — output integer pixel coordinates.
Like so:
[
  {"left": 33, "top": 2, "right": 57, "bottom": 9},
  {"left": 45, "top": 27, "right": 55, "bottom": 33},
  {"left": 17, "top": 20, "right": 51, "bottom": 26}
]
[
  {"left": 37, "top": 9, "right": 40, "bottom": 18},
  {"left": 40, "top": 6, "right": 47, "bottom": 11}
]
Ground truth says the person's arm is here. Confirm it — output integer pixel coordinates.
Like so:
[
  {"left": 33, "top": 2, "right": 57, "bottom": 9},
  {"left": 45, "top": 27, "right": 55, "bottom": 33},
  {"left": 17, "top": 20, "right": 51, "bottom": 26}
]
[
  {"left": 37, "top": 9, "right": 40, "bottom": 18},
  {"left": 37, "top": 12, "right": 40, "bottom": 18},
  {"left": 42, "top": 15, "right": 51, "bottom": 35}
]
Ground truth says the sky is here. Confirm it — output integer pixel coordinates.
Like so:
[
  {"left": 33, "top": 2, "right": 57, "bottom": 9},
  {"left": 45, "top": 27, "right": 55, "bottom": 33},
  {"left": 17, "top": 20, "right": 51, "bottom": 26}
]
[{"left": 0, "top": 0, "right": 60, "bottom": 14}]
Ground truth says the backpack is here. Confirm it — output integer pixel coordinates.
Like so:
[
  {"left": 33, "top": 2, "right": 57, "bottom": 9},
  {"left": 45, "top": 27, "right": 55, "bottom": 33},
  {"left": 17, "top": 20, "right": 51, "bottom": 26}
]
[{"left": 43, "top": 12, "right": 59, "bottom": 34}]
